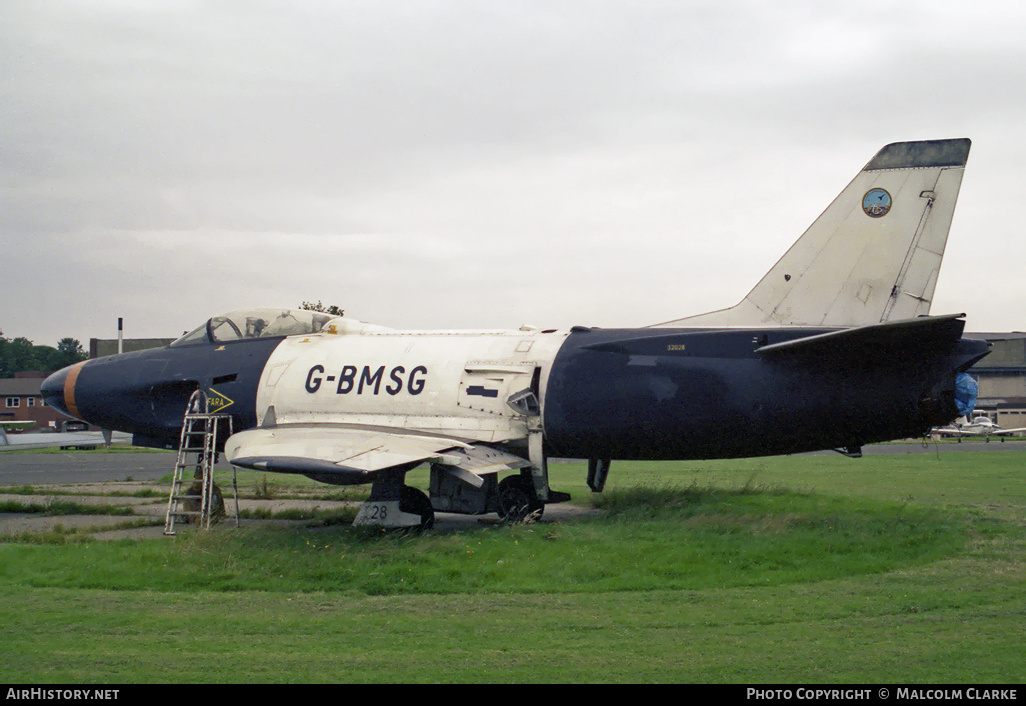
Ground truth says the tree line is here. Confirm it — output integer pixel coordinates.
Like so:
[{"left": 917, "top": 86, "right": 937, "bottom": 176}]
[{"left": 0, "top": 336, "right": 87, "bottom": 378}]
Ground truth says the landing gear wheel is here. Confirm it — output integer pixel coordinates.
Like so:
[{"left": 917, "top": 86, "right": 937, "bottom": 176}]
[
  {"left": 497, "top": 476, "right": 543, "bottom": 522},
  {"left": 401, "top": 486, "right": 434, "bottom": 530}
]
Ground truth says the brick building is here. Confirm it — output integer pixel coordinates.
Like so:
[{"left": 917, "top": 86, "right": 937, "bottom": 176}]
[
  {"left": 2, "top": 337, "right": 173, "bottom": 434},
  {"left": 0, "top": 372, "right": 78, "bottom": 432}
]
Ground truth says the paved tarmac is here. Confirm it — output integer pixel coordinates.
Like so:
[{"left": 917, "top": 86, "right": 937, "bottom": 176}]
[{"left": 0, "top": 451, "right": 176, "bottom": 485}]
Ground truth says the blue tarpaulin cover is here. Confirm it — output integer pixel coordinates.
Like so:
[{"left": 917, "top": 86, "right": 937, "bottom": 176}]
[{"left": 954, "top": 373, "right": 978, "bottom": 417}]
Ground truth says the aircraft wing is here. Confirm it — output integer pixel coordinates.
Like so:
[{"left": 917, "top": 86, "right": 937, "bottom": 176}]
[
  {"left": 933, "top": 427, "right": 1026, "bottom": 437},
  {"left": 0, "top": 428, "right": 128, "bottom": 451},
  {"left": 224, "top": 425, "right": 531, "bottom": 486},
  {"left": 931, "top": 427, "right": 975, "bottom": 436}
]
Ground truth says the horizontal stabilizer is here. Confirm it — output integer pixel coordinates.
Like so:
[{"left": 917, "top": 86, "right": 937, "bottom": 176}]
[{"left": 756, "top": 314, "right": 968, "bottom": 360}]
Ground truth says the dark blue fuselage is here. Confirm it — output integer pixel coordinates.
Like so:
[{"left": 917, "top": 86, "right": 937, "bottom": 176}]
[
  {"left": 543, "top": 325, "right": 988, "bottom": 459},
  {"left": 42, "top": 320, "right": 989, "bottom": 461},
  {"left": 42, "top": 337, "right": 283, "bottom": 448}
]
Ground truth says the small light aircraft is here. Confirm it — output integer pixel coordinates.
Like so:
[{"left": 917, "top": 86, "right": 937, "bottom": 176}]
[
  {"left": 42, "top": 138, "right": 990, "bottom": 528},
  {"left": 0, "top": 423, "right": 128, "bottom": 451},
  {"left": 933, "top": 412, "right": 1026, "bottom": 442}
]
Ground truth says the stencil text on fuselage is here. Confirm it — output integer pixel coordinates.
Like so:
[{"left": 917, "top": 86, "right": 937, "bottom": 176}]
[{"left": 304, "top": 365, "right": 428, "bottom": 395}]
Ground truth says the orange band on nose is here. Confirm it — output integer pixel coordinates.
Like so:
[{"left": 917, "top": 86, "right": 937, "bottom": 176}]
[{"left": 64, "top": 361, "right": 88, "bottom": 421}]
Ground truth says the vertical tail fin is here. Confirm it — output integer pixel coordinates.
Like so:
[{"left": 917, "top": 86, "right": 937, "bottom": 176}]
[{"left": 657, "top": 138, "right": 971, "bottom": 327}]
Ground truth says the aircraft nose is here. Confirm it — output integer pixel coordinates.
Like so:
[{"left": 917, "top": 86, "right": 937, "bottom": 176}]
[{"left": 41, "top": 362, "right": 86, "bottom": 420}]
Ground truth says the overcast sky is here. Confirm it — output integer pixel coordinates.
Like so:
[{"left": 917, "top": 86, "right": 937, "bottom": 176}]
[{"left": 2, "top": 1, "right": 1024, "bottom": 346}]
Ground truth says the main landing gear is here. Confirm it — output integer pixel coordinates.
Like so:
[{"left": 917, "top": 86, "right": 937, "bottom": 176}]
[
  {"left": 496, "top": 475, "right": 544, "bottom": 522},
  {"left": 353, "top": 469, "right": 435, "bottom": 530},
  {"left": 353, "top": 467, "right": 569, "bottom": 531}
]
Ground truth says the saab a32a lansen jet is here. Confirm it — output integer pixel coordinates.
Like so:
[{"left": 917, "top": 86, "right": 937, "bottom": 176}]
[{"left": 42, "top": 138, "right": 990, "bottom": 529}]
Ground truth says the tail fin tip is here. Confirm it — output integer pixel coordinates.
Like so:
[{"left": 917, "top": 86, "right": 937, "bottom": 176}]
[
  {"left": 656, "top": 138, "right": 972, "bottom": 329},
  {"left": 865, "top": 138, "right": 971, "bottom": 171}
]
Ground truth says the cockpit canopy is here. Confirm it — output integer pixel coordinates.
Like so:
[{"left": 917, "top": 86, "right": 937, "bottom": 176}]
[{"left": 172, "top": 308, "right": 335, "bottom": 346}]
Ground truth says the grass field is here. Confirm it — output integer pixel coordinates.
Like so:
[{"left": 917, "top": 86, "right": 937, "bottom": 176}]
[{"left": 0, "top": 449, "right": 1023, "bottom": 683}]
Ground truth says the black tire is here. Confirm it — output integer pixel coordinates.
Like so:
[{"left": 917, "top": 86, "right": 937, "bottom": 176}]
[
  {"left": 497, "top": 475, "right": 543, "bottom": 522},
  {"left": 401, "top": 486, "right": 434, "bottom": 530}
]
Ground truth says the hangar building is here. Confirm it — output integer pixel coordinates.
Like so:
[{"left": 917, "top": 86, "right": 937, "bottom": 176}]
[{"left": 966, "top": 332, "right": 1026, "bottom": 432}]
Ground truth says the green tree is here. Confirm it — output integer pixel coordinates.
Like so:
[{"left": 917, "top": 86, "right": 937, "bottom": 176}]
[
  {"left": 0, "top": 336, "right": 87, "bottom": 377},
  {"left": 54, "top": 338, "right": 87, "bottom": 369},
  {"left": 30, "top": 345, "right": 60, "bottom": 372},
  {"left": 1, "top": 337, "right": 38, "bottom": 377}
]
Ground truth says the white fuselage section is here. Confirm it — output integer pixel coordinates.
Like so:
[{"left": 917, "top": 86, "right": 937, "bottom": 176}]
[{"left": 255, "top": 323, "right": 570, "bottom": 446}]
